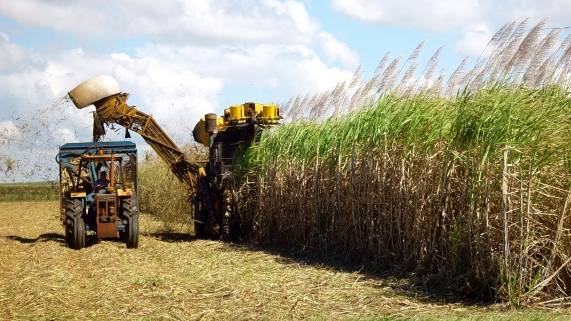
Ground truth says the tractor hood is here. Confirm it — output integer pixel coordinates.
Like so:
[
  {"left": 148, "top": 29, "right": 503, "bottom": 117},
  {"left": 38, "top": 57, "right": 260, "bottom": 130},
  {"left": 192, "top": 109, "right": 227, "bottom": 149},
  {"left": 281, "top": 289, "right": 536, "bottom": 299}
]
[{"left": 68, "top": 75, "right": 121, "bottom": 109}]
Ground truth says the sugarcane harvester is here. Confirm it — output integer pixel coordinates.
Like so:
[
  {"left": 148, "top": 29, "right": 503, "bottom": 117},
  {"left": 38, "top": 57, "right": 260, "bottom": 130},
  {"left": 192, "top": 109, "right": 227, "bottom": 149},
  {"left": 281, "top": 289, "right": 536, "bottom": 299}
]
[{"left": 63, "top": 75, "right": 280, "bottom": 245}]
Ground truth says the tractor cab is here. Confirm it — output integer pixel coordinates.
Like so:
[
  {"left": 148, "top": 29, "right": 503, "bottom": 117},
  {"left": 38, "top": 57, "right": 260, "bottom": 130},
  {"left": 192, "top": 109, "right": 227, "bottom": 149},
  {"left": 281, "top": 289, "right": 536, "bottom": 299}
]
[{"left": 57, "top": 141, "right": 139, "bottom": 249}]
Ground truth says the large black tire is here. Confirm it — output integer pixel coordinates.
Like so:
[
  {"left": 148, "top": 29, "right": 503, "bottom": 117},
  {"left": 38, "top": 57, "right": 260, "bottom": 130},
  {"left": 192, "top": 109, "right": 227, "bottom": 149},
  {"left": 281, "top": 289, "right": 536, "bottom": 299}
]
[
  {"left": 65, "top": 199, "right": 85, "bottom": 250},
  {"left": 126, "top": 214, "right": 139, "bottom": 248},
  {"left": 121, "top": 198, "right": 139, "bottom": 248}
]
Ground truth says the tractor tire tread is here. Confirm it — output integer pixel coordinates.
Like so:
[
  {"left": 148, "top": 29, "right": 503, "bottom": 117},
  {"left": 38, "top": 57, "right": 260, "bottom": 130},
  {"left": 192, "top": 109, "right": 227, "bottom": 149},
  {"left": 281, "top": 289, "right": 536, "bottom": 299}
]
[
  {"left": 121, "top": 198, "right": 139, "bottom": 249},
  {"left": 64, "top": 198, "right": 85, "bottom": 250}
]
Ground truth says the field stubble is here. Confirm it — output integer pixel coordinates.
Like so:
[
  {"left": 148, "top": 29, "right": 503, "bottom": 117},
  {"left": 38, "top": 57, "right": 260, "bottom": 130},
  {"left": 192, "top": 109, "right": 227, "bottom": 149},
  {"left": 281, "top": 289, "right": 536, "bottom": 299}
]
[{"left": 1, "top": 201, "right": 570, "bottom": 320}]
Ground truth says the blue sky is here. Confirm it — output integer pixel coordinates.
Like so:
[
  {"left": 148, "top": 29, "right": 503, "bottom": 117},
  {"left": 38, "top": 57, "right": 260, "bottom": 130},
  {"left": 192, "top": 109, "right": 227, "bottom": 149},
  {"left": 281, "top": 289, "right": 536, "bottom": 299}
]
[{"left": 0, "top": 0, "right": 568, "bottom": 181}]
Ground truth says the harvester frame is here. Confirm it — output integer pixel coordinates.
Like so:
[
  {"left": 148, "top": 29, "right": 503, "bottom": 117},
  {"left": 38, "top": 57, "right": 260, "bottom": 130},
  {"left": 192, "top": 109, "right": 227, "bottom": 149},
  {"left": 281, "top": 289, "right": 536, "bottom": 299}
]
[{"left": 65, "top": 75, "right": 280, "bottom": 243}]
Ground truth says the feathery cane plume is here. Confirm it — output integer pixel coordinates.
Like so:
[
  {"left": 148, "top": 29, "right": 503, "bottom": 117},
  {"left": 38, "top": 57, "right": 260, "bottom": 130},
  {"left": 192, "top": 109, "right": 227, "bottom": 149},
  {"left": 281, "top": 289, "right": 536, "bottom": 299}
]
[
  {"left": 431, "top": 70, "right": 446, "bottom": 96},
  {"left": 396, "top": 63, "right": 418, "bottom": 95},
  {"left": 507, "top": 19, "right": 546, "bottom": 80},
  {"left": 418, "top": 47, "right": 442, "bottom": 92},
  {"left": 497, "top": 19, "right": 530, "bottom": 79},
  {"left": 445, "top": 57, "right": 469, "bottom": 97},
  {"left": 373, "top": 52, "right": 391, "bottom": 76},
  {"left": 377, "top": 57, "right": 401, "bottom": 94},
  {"left": 407, "top": 41, "right": 425, "bottom": 62},
  {"left": 348, "top": 65, "right": 363, "bottom": 89},
  {"left": 524, "top": 28, "right": 561, "bottom": 85}
]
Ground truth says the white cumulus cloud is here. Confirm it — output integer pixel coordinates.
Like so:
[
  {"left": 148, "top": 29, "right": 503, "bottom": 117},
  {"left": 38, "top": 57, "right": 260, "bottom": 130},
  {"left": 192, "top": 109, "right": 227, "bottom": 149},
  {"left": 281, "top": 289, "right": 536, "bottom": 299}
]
[
  {"left": 331, "top": 0, "right": 571, "bottom": 31},
  {"left": 455, "top": 23, "right": 493, "bottom": 57},
  {"left": 331, "top": 0, "right": 481, "bottom": 30},
  {"left": 318, "top": 32, "right": 359, "bottom": 68},
  {"left": 331, "top": 0, "right": 571, "bottom": 58},
  {"left": 0, "top": 20, "right": 354, "bottom": 181},
  {"left": 0, "top": 33, "right": 26, "bottom": 72},
  {"left": 0, "top": 0, "right": 321, "bottom": 45},
  {"left": 0, "top": 0, "right": 362, "bottom": 181}
]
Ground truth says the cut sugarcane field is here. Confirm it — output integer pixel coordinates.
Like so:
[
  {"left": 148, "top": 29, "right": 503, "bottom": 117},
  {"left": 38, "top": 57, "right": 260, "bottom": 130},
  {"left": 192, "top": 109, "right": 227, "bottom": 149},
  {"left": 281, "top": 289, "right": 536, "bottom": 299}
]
[{"left": 0, "top": 3, "right": 570, "bottom": 320}]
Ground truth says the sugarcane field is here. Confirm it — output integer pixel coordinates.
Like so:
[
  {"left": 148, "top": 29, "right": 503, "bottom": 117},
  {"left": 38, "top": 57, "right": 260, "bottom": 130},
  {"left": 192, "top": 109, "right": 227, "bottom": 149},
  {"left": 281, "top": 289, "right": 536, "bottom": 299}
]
[{"left": 0, "top": 2, "right": 570, "bottom": 321}]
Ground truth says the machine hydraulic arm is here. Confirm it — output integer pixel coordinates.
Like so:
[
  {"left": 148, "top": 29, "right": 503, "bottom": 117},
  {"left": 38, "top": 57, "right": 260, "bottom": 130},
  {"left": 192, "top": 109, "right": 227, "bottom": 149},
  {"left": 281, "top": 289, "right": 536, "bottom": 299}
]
[
  {"left": 89, "top": 93, "right": 200, "bottom": 190},
  {"left": 68, "top": 75, "right": 200, "bottom": 192}
]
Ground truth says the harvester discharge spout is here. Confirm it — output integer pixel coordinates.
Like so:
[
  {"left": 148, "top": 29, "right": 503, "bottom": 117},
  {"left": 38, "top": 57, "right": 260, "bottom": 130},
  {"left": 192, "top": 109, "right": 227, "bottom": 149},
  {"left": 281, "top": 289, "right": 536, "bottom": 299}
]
[{"left": 68, "top": 75, "right": 200, "bottom": 191}]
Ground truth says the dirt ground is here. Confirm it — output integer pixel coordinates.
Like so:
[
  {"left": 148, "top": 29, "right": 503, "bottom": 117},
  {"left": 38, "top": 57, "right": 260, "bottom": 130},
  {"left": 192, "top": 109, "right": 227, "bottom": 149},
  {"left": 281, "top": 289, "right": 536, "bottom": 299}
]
[{"left": 0, "top": 202, "right": 569, "bottom": 321}]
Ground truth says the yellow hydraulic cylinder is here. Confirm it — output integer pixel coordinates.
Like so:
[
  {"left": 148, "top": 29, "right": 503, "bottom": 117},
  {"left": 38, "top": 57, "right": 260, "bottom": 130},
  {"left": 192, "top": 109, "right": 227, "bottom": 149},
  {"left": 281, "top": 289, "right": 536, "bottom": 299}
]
[
  {"left": 228, "top": 105, "right": 246, "bottom": 122},
  {"left": 192, "top": 116, "right": 224, "bottom": 147},
  {"left": 260, "top": 104, "right": 280, "bottom": 124}
]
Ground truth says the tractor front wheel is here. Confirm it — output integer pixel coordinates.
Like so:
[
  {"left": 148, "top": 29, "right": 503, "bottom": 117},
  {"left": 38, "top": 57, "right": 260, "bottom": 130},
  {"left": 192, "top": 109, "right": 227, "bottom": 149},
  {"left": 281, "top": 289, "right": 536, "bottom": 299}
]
[
  {"left": 126, "top": 214, "right": 139, "bottom": 248},
  {"left": 65, "top": 199, "right": 85, "bottom": 250},
  {"left": 121, "top": 198, "right": 139, "bottom": 248}
]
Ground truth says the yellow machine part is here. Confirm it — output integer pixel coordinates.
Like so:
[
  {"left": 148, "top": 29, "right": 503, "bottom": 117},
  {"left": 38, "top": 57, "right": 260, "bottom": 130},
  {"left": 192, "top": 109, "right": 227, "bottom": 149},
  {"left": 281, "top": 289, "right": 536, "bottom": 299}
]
[
  {"left": 192, "top": 116, "right": 224, "bottom": 146},
  {"left": 194, "top": 102, "right": 280, "bottom": 146},
  {"left": 116, "top": 188, "right": 133, "bottom": 197},
  {"left": 251, "top": 103, "right": 263, "bottom": 114},
  {"left": 228, "top": 105, "right": 246, "bottom": 122},
  {"left": 260, "top": 104, "right": 279, "bottom": 124},
  {"left": 224, "top": 103, "right": 278, "bottom": 123}
]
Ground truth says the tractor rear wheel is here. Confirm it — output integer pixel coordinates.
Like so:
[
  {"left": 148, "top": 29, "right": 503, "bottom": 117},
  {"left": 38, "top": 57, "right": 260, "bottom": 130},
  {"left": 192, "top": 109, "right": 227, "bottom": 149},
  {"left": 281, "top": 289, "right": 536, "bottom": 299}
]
[
  {"left": 65, "top": 199, "right": 85, "bottom": 250},
  {"left": 121, "top": 198, "right": 139, "bottom": 248}
]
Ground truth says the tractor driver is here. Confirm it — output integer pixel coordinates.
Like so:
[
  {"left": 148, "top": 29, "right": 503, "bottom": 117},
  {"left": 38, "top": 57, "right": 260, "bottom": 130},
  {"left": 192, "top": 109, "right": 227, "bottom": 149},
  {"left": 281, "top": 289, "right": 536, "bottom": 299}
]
[{"left": 94, "top": 171, "right": 110, "bottom": 192}]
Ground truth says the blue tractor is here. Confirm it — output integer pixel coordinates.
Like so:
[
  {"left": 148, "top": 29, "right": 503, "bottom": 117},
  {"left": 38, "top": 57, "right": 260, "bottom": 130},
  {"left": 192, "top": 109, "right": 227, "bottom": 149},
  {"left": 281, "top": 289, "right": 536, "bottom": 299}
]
[{"left": 57, "top": 141, "right": 139, "bottom": 249}]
